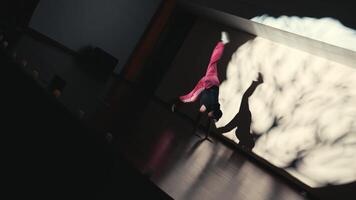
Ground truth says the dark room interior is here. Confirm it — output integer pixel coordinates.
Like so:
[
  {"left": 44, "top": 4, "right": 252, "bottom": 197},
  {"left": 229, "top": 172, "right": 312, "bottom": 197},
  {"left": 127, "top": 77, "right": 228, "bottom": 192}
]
[{"left": 2, "top": 0, "right": 356, "bottom": 199}]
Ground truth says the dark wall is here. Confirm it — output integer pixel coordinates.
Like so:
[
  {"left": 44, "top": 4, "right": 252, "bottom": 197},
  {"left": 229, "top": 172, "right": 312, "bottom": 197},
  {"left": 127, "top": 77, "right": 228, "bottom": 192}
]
[
  {"left": 12, "top": 33, "right": 111, "bottom": 117},
  {"left": 6, "top": 1, "right": 164, "bottom": 117},
  {"left": 0, "top": 0, "right": 39, "bottom": 28},
  {"left": 30, "top": 0, "right": 162, "bottom": 73}
]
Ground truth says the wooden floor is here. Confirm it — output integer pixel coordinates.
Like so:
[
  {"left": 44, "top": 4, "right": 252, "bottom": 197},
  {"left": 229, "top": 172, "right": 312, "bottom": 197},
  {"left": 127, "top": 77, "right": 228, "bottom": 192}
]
[{"left": 99, "top": 83, "right": 310, "bottom": 200}]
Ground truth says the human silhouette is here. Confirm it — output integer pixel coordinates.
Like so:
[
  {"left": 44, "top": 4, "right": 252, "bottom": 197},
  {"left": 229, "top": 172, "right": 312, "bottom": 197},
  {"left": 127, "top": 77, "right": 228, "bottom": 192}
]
[{"left": 217, "top": 73, "right": 264, "bottom": 150}]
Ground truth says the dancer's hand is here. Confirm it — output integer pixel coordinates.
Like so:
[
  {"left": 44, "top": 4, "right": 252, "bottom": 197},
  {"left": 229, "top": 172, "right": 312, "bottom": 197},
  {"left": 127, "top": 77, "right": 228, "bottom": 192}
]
[{"left": 221, "top": 31, "right": 230, "bottom": 44}]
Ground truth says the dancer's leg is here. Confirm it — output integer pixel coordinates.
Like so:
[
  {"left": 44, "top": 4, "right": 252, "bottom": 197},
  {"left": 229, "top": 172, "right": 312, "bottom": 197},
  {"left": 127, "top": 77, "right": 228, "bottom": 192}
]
[
  {"left": 203, "top": 118, "right": 213, "bottom": 142},
  {"left": 204, "top": 32, "right": 229, "bottom": 77},
  {"left": 193, "top": 112, "right": 203, "bottom": 138},
  {"left": 204, "top": 42, "right": 225, "bottom": 78}
]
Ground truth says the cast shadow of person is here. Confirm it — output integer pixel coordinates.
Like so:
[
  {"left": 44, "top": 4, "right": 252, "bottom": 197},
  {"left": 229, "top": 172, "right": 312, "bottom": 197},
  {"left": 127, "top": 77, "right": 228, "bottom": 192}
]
[{"left": 217, "top": 73, "right": 264, "bottom": 151}]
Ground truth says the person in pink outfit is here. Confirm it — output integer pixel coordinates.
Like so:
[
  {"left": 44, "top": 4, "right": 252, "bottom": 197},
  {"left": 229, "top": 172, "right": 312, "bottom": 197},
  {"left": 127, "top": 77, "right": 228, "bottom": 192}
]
[{"left": 171, "top": 32, "right": 230, "bottom": 137}]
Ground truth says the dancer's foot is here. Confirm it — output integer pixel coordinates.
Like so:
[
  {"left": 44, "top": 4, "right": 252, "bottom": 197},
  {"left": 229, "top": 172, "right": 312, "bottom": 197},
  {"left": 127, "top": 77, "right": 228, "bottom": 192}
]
[
  {"left": 221, "top": 31, "right": 230, "bottom": 44},
  {"left": 257, "top": 72, "right": 264, "bottom": 84}
]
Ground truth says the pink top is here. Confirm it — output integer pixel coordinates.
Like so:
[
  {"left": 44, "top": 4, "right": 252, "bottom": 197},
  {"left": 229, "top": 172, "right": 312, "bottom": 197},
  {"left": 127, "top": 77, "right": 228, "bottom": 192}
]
[{"left": 179, "top": 42, "right": 225, "bottom": 103}]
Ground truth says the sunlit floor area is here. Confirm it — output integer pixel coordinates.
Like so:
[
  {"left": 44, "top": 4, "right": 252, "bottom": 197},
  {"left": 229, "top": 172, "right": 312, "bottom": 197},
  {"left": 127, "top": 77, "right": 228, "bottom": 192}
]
[
  {"left": 149, "top": 102, "right": 305, "bottom": 200},
  {"left": 100, "top": 81, "right": 309, "bottom": 200}
]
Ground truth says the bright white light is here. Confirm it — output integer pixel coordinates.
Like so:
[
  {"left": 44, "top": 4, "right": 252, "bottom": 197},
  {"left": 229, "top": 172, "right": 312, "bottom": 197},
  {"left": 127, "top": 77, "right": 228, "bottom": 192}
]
[
  {"left": 216, "top": 36, "right": 356, "bottom": 187},
  {"left": 251, "top": 15, "right": 356, "bottom": 51}
]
